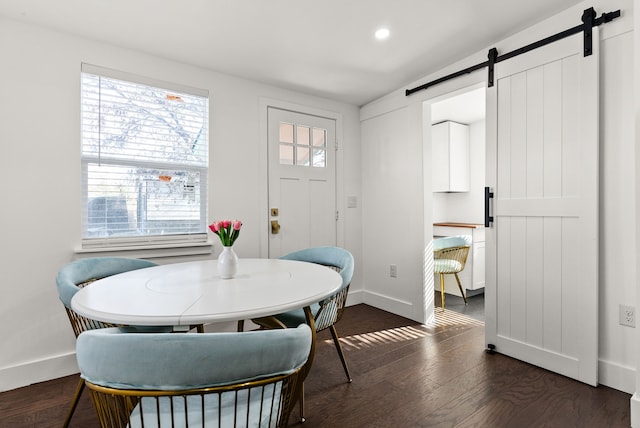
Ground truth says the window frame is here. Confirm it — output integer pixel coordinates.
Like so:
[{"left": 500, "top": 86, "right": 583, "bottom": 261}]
[{"left": 79, "top": 64, "right": 210, "bottom": 251}]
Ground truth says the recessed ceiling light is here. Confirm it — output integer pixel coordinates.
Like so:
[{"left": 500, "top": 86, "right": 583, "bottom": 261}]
[{"left": 375, "top": 28, "right": 390, "bottom": 40}]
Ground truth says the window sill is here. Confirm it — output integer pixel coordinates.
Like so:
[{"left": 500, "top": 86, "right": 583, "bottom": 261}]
[{"left": 75, "top": 240, "right": 214, "bottom": 259}]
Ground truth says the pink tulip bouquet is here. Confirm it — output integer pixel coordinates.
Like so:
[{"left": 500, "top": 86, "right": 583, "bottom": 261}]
[{"left": 208, "top": 220, "right": 242, "bottom": 247}]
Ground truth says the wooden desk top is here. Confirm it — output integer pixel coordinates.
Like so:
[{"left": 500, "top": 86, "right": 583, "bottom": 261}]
[{"left": 433, "top": 222, "right": 483, "bottom": 229}]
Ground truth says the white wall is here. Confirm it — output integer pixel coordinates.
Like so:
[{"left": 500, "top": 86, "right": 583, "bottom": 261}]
[
  {"left": 359, "top": 0, "right": 636, "bottom": 397},
  {"left": 599, "top": 22, "right": 636, "bottom": 394},
  {"left": 361, "top": 104, "right": 433, "bottom": 323},
  {"left": 634, "top": 1, "right": 640, "bottom": 424},
  {"left": 0, "top": 17, "right": 362, "bottom": 391},
  {"left": 432, "top": 119, "right": 486, "bottom": 224}
]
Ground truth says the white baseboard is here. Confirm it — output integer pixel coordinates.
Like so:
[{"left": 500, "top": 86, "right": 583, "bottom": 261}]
[
  {"left": 0, "top": 352, "right": 79, "bottom": 392},
  {"left": 345, "top": 289, "right": 364, "bottom": 306},
  {"left": 361, "top": 290, "right": 417, "bottom": 321},
  {"left": 631, "top": 393, "right": 640, "bottom": 428},
  {"left": 598, "top": 358, "right": 635, "bottom": 394}
]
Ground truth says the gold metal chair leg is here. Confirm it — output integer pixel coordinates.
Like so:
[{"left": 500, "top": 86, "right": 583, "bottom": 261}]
[
  {"left": 439, "top": 273, "right": 446, "bottom": 310},
  {"left": 454, "top": 273, "right": 468, "bottom": 304},
  {"left": 298, "top": 382, "right": 306, "bottom": 423},
  {"left": 63, "top": 377, "right": 85, "bottom": 428},
  {"left": 329, "top": 324, "right": 352, "bottom": 382},
  {"left": 297, "top": 306, "right": 317, "bottom": 424}
]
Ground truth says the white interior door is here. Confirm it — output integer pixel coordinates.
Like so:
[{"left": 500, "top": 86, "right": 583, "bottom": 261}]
[
  {"left": 485, "top": 29, "right": 599, "bottom": 385},
  {"left": 268, "top": 107, "right": 337, "bottom": 258}
]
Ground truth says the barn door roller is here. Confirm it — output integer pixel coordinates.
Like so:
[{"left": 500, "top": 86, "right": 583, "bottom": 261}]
[{"left": 406, "top": 7, "right": 620, "bottom": 96}]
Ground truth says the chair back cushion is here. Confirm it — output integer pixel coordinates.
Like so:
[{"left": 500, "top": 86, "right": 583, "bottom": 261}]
[
  {"left": 280, "top": 246, "right": 354, "bottom": 290},
  {"left": 268, "top": 247, "right": 353, "bottom": 332},
  {"left": 76, "top": 325, "right": 312, "bottom": 390},
  {"left": 56, "top": 257, "right": 157, "bottom": 308}
]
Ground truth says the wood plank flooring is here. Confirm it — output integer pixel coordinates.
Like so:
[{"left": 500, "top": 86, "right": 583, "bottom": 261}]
[{"left": 0, "top": 304, "right": 630, "bottom": 427}]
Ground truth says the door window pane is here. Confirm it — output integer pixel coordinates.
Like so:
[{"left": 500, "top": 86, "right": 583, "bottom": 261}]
[
  {"left": 297, "top": 125, "right": 310, "bottom": 146},
  {"left": 296, "top": 146, "right": 310, "bottom": 166},
  {"left": 279, "top": 121, "right": 327, "bottom": 168},
  {"left": 280, "top": 123, "right": 294, "bottom": 144},
  {"left": 280, "top": 145, "right": 294, "bottom": 165},
  {"left": 312, "top": 148, "right": 326, "bottom": 167},
  {"left": 312, "top": 128, "right": 326, "bottom": 147}
]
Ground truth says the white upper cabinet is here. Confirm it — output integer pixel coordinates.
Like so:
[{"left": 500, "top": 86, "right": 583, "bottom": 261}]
[{"left": 432, "top": 121, "right": 469, "bottom": 192}]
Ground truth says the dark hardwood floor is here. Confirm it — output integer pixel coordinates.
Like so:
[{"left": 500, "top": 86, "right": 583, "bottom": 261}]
[{"left": 0, "top": 304, "right": 630, "bottom": 427}]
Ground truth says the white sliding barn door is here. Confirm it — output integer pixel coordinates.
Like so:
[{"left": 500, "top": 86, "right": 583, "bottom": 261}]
[{"left": 485, "top": 29, "right": 599, "bottom": 385}]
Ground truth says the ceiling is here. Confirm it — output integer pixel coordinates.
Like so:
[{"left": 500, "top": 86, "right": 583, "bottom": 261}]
[
  {"left": 431, "top": 87, "right": 486, "bottom": 125},
  {"left": 0, "top": 0, "right": 585, "bottom": 106}
]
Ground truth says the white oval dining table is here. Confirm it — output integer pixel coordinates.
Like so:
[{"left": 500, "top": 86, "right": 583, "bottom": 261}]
[{"left": 70, "top": 258, "right": 342, "bottom": 327}]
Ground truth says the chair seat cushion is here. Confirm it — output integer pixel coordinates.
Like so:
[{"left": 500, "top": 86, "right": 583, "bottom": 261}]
[
  {"left": 275, "top": 303, "right": 321, "bottom": 328},
  {"left": 129, "top": 385, "right": 283, "bottom": 428},
  {"left": 434, "top": 259, "right": 463, "bottom": 274}
]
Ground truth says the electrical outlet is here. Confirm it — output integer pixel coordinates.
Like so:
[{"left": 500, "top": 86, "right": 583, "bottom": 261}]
[
  {"left": 390, "top": 264, "right": 397, "bottom": 278},
  {"left": 619, "top": 304, "right": 636, "bottom": 328}
]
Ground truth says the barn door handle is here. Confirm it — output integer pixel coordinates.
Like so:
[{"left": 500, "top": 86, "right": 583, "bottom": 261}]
[{"left": 485, "top": 187, "right": 494, "bottom": 228}]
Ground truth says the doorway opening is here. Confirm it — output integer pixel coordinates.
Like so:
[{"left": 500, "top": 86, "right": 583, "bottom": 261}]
[{"left": 427, "top": 85, "right": 486, "bottom": 322}]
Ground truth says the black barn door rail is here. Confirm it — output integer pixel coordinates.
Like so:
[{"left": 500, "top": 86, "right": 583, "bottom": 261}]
[{"left": 405, "top": 7, "right": 620, "bottom": 97}]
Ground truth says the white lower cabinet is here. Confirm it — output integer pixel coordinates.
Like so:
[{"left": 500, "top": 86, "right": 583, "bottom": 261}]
[{"left": 433, "top": 225, "right": 485, "bottom": 297}]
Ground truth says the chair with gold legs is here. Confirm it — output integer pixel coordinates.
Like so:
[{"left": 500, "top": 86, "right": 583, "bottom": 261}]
[
  {"left": 433, "top": 236, "right": 472, "bottom": 310},
  {"left": 56, "top": 257, "right": 172, "bottom": 428},
  {"left": 252, "top": 246, "right": 354, "bottom": 422},
  {"left": 76, "top": 325, "right": 312, "bottom": 428}
]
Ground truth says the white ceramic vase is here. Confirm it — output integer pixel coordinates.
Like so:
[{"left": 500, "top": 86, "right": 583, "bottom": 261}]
[{"left": 217, "top": 246, "right": 238, "bottom": 279}]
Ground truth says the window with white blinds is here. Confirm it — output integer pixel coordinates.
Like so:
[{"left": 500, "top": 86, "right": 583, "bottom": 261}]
[{"left": 80, "top": 64, "right": 209, "bottom": 249}]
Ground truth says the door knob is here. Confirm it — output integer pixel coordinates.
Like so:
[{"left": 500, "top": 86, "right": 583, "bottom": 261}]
[{"left": 271, "top": 220, "right": 281, "bottom": 234}]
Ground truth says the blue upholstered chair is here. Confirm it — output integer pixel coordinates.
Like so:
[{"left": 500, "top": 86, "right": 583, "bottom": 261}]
[
  {"left": 433, "top": 236, "right": 472, "bottom": 310},
  {"left": 252, "top": 247, "right": 354, "bottom": 421},
  {"left": 57, "top": 257, "right": 159, "bottom": 336},
  {"left": 76, "top": 325, "right": 312, "bottom": 428},
  {"left": 56, "top": 257, "right": 167, "bottom": 427}
]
